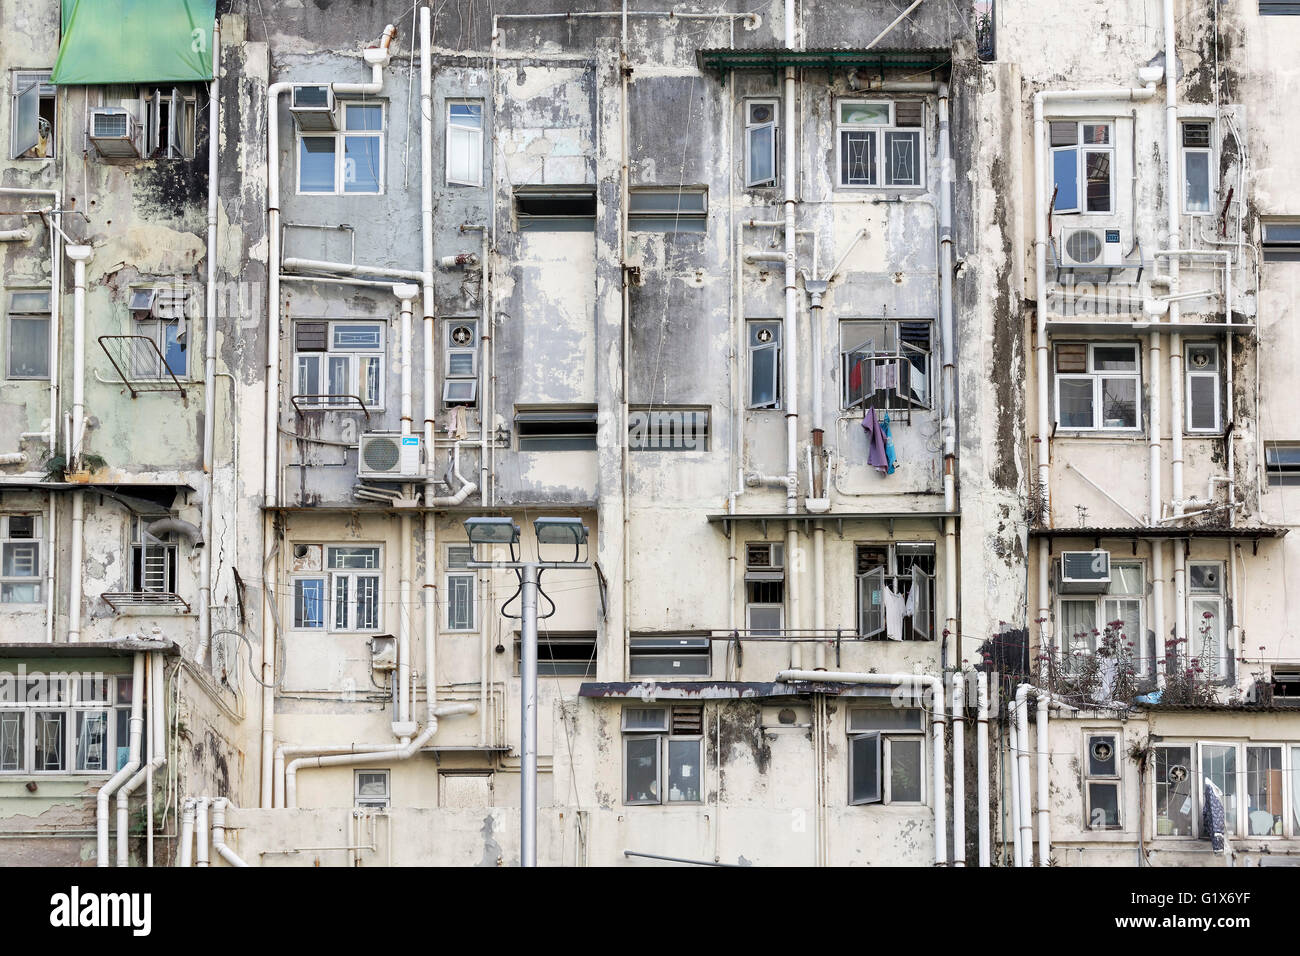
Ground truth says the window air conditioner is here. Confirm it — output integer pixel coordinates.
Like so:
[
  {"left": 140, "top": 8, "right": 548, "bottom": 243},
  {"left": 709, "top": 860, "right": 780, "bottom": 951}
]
[
  {"left": 357, "top": 433, "right": 422, "bottom": 479},
  {"left": 290, "top": 85, "right": 337, "bottom": 131},
  {"left": 89, "top": 108, "right": 140, "bottom": 158},
  {"left": 1059, "top": 550, "right": 1111, "bottom": 593},
  {"left": 1060, "top": 226, "right": 1123, "bottom": 269}
]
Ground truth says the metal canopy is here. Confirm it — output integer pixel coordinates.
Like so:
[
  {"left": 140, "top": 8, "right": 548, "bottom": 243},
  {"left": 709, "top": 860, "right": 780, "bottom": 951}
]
[
  {"left": 1031, "top": 525, "right": 1287, "bottom": 539},
  {"left": 708, "top": 510, "right": 958, "bottom": 539},
  {"left": 696, "top": 47, "right": 952, "bottom": 81}
]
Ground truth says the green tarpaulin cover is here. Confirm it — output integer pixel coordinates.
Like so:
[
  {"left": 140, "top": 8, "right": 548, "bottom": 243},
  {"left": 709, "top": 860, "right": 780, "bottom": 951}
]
[{"left": 52, "top": 0, "right": 215, "bottom": 85}]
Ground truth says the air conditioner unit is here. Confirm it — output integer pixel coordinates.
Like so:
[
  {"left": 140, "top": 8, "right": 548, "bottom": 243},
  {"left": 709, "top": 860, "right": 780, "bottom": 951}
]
[
  {"left": 1059, "top": 550, "right": 1111, "bottom": 593},
  {"left": 290, "top": 85, "right": 337, "bottom": 131},
  {"left": 1060, "top": 226, "right": 1124, "bottom": 269},
  {"left": 89, "top": 108, "right": 139, "bottom": 158},
  {"left": 358, "top": 433, "right": 422, "bottom": 479}
]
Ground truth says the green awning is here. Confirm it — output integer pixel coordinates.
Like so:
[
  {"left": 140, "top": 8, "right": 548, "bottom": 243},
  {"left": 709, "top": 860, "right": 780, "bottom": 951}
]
[{"left": 52, "top": 0, "right": 215, "bottom": 86}]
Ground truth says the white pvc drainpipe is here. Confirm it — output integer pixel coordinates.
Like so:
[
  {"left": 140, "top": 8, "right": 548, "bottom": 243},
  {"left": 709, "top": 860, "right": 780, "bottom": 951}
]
[
  {"left": 778, "top": 670, "right": 946, "bottom": 865},
  {"left": 210, "top": 798, "right": 248, "bottom": 867},
  {"left": 260, "top": 25, "right": 396, "bottom": 806},
  {"left": 951, "top": 671, "right": 964, "bottom": 866},
  {"left": 976, "top": 671, "right": 990, "bottom": 866},
  {"left": 66, "top": 243, "right": 92, "bottom": 643},
  {"left": 178, "top": 798, "right": 195, "bottom": 867},
  {"left": 937, "top": 84, "right": 959, "bottom": 669},
  {"left": 1007, "top": 708, "right": 1022, "bottom": 867},
  {"left": 97, "top": 652, "right": 143, "bottom": 866},
  {"left": 395, "top": 285, "right": 419, "bottom": 739},
  {"left": 116, "top": 652, "right": 165, "bottom": 865},
  {"left": 781, "top": 0, "right": 801, "bottom": 670},
  {"left": 195, "top": 797, "right": 210, "bottom": 867},
  {"left": 196, "top": 18, "right": 221, "bottom": 667}
]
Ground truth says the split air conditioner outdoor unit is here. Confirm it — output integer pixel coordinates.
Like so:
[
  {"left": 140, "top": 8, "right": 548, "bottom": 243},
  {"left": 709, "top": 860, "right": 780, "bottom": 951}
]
[
  {"left": 1059, "top": 550, "right": 1111, "bottom": 593},
  {"left": 358, "top": 432, "right": 422, "bottom": 479},
  {"left": 290, "top": 85, "right": 337, "bottom": 131},
  {"left": 89, "top": 108, "right": 139, "bottom": 158},
  {"left": 1060, "top": 226, "right": 1124, "bottom": 270}
]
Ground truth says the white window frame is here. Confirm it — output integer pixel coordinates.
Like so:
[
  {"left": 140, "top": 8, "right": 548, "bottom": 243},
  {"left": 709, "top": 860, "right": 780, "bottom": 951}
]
[
  {"left": 6, "top": 289, "right": 51, "bottom": 380},
  {"left": 835, "top": 99, "right": 925, "bottom": 190},
  {"left": 1055, "top": 559, "right": 1147, "bottom": 675},
  {"left": 0, "top": 514, "right": 42, "bottom": 605},
  {"left": 445, "top": 99, "right": 483, "bottom": 187},
  {"left": 1049, "top": 120, "right": 1114, "bottom": 215},
  {"left": 855, "top": 542, "right": 935, "bottom": 642},
  {"left": 1199, "top": 740, "right": 1241, "bottom": 837},
  {"left": 620, "top": 706, "right": 704, "bottom": 806},
  {"left": 847, "top": 707, "right": 927, "bottom": 806},
  {"left": 291, "top": 574, "right": 327, "bottom": 630},
  {"left": 296, "top": 101, "right": 385, "bottom": 195},
  {"left": 1053, "top": 342, "right": 1142, "bottom": 432},
  {"left": 1151, "top": 743, "right": 1197, "bottom": 838},
  {"left": 443, "top": 318, "right": 478, "bottom": 407},
  {"left": 9, "top": 70, "right": 55, "bottom": 160},
  {"left": 1184, "top": 341, "right": 1222, "bottom": 434},
  {"left": 1244, "top": 743, "right": 1286, "bottom": 837},
  {"left": 326, "top": 545, "right": 383, "bottom": 633},
  {"left": 445, "top": 544, "right": 476, "bottom": 633},
  {"left": 744, "top": 98, "right": 779, "bottom": 188},
  {"left": 839, "top": 318, "right": 933, "bottom": 412},
  {"left": 294, "top": 320, "right": 386, "bottom": 410},
  {"left": 1181, "top": 120, "right": 1214, "bottom": 216},
  {"left": 0, "top": 675, "right": 135, "bottom": 776},
  {"left": 1082, "top": 730, "right": 1123, "bottom": 830},
  {"left": 354, "top": 769, "right": 391, "bottom": 809},
  {"left": 745, "top": 541, "right": 784, "bottom": 637},
  {"left": 142, "top": 86, "right": 197, "bottom": 159},
  {"left": 747, "top": 320, "right": 782, "bottom": 410},
  {"left": 1187, "top": 561, "right": 1227, "bottom": 679}
]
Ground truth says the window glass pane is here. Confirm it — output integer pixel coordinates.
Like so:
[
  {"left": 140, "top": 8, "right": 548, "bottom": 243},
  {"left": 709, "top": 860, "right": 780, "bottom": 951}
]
[
  {"left": 889, "top": 737, "right": 923, "bottom": 802},
  {"left": 1049, "top": 122, "right": 1078, "bottom": 147},
  {"left": 2, "top": 541, "right": 39, "bottom": 577},
  {"left": 345, "top": 105, "right": 383, "bottom": 131},
  {"left": 1264, "top": 221, "right": 1300, "bottom": 243},
  {"left": 344, "top": 136, "right": 381, "bottom": 193},
  {"left": 884, "top": 130, "right": 921, "bottom": 186},
  {"left": 1102, "top": 598, "right": 1141, "bottom": 656},
  {"left": 0, "top": 712, "right": 23, "bottom": 771},
  {"left": 294, "top": 578, "right": 325, "bottom": 628},
  {"left": 1109, "top": 563, "right": 1143, "bottom": 595},
  {"left": 448, "top": 125, "right": 480, "bottom": 183},
  {"left": 1201, "top": 744, "right": 1238, "bottom": 834},
  {"left": 9, "top": 315, "right": 49, "bottom": 377},
  {"left": 354, "top": 575, "right": 379, "bottom": 629},
  {"left": 10, "top": 291, "right": 50, "bottom": 313},
  {"left": 849, "top": 708, "right": 924, "bottom": 733},
  {"left": 327, "top": 356, "right": 349, "bottom": 398},
  {"left": 1292, "top": 746, "right": 1300, "bottom": 836},
  {"left": 448, "top": 574, "right": 474, "bottom": 630},
  {"left": 668, "top": 739, "right": 701, "bottom": 802},
  {"left": 75, "top": 711, "right": 109, "bottom": 771},
  {"left": 748, "top": 124, "right": 774, "bottom": 185},
  {"left": 1060, "top": 599, "right": 1097, "bottom": 654},
  {"left": 750, "top": 344, "right": 778, "bottom": 407},
  {"left": 448, "top": 350, "right": 475, "bottom": 376},
  {"left": 163, "top": 322, "right": 185, "bottom": 376},
  {"left": 332, "top": 324, "right": 382, "bottom": 350},
  {"left": 334, "top": 575, "right": 349, "bottom": 629},
  {"left": 1155, "top": 747, "right": 1194, "bottom": 836},
  {"left": 1100, "top": 377, "right": 1137, "bottom": 428},
  {"left": 1052, "top": 149, "right": 1078, "bottom": 210},
  {"left": 1088, "top": 782, "right": 1121, "bottom": 828},
  {"left": 299, "top": 137, "right": 336, "bottom": 192},
  {"left": 1190, "top": 598, "right": 1224, "bottom": 674},
  {"left": 34, "top": 711, "right": 65, "bottom": 770},
  {"left": 449, "top": 102, "right": 482, "bottom": 128},
  {"left": 1082, "top": 124, "right": 1110, "bottom": 145},
  {"left": 1093, "top": 346, "right": 1137, "bottom": 370},
  {"left": 296, "top": 355, "right": 320, "bottom": 399},
  {"left": 1087, "top": 735, "right": 1118, "bottom": 776},
  {"left": 850, "top": 733, "right": 881, "bottom": 804},
  {"left": 328, "top": 547, "right": 380, "bottom": 570},
  {"left": 1246, "top": 746, "right": 1283, "bottom": 835},
  {"left": 1058, "top": 378, "right": 1094, "bottom": 428},
  {"left": 1185, "top": 151, "right": 1211, "bottom": 212},
  {"left": 12, "top": 81, "right": 41, "bottom": 157},
  {"left": 840, "top": 130, "right": 876, "bottom": 186},
  {"left": 625, "top": 736, "right": 660, "bottom": 804},
  {"left": 840, "top": 102, "right": 889, "bottom": 125},
  {"left": 1085, "top": 151, "right": 1112, "bottom": 211}
]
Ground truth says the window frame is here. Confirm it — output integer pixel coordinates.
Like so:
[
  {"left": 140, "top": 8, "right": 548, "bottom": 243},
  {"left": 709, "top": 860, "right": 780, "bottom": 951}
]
[
  {"left": 354, "top": 768, "right": 391, "bottom": 809},
  {"left": 1265, "top": 442, "right": 1300, "bottom": 486},
  {"left": 512, "top": 631, "right": 598, "bottom": 678},
  {"left": 514, "top": 407, "right": 598, "bottom": 451},
  {"left": 6, "top": 289, "right": 51, "bottom": 380},
  {"left": 1053, "top": 341, "right": 1142, "bottom": 432},
  {"left": 1082, "top": 731, "right": 1124, "bottom": 830},
  {"left": 293, "top": 319, "right": 386, "bottom": 410},
  {"left": 1055, "top": 559, "right": 1147, "bottom": 675},
  {"left": 744, "top": 98, "right": 779, "bottom": 189},
  {"left": 1151, "top": 743, "right": 1196, "bottom": 838},
  {"left": 1184, "top": 341, "right": 1222, "bottom": 434},
  {"left": 1180, "top": 120, "right": 1214, "bottom": 216},
  {"left": 325, "top": 545, "right": 383, "bottom": 633},
  {"left": 129, "top": 517, "right": 179, "bottom": 596},
  {"left": 745, "top": 541, "right": 785, "bottom": 637},
  {"left": 445, "top": 544, "right": 476, "bottom": 633},
  {"left": 855, "top": 542, "right": 935, "bottom": 642},
  {"left": 141, "top": 85, "right": 198, "bottom": 160},
  {"left": 9, "top": 70, "right": 56, "bottom": 160},
  {"left": 835, "top": 99, "right": 925, "bottom": 190},
  {"left": 0, "top": 675, "right": 135, "bottom": 777},
  {"left": 847, "top": 707, "right": 927, "bottom": 806},
  {"left": 442, "top": 317, "right": 478, "bottom": 407},
  {"left": 0, "top": 514, "right": 43, "bottom": 605},
  {"left": 1262, "top": 219, "right": 1300, "bottom": 263},
  {"left": 296, "top": 101, "right": 385, "bottom": 195},
  {"left": 445, "top": 99, "right": 484, "bottom": 187},
  {"left": 620, "top": 706, "right": 704, "bottom": 806},
  {"left": 627, "top": 406, "right": 710, "bottom": 452},
  {"left": 1187, "top": 561, "right": 1227, "bottom": 679},
  {"left": 1244, "top": 743, "right": 1286, "bottom": 837},
  {"left": 627, "top": 187, "right": 708, "bottom": 233},
  {"left": 747, "top": 319, "right": 782, "bottom": 410},
  {"left": 1048, "top": 120, "right": 1115, "bottom": 215},
  {"left": 839, "top": 318, "right": 934, "bottom": 412}
]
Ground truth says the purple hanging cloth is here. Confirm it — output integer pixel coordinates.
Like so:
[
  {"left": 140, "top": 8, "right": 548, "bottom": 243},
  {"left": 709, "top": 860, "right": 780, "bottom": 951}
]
[{"left": 862, "top": 407, "right": 890, "bottom": 473}]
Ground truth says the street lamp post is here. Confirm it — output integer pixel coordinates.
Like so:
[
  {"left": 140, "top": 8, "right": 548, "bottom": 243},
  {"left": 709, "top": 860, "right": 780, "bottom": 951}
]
[{"left": 463, "top": 515, "right": 589, "bottom": 868}]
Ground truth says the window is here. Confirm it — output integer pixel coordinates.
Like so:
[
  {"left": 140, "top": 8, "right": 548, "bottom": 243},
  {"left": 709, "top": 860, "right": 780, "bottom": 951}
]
[
  {"left": 327, "top": 545, "right": 381, "bottom": 632},
  {"left": 627, "top": 187, "right": 707, "bottom": 232},
  {"left": 1246, "top": 746, "right": 1284, "bottom": 836},
  {"left": 622, "top": 706, "right": 703, "bottom": 805},
  {"left": 1054, "top": 342, "right": 1141, "bottom": 430},
  {"left": 354, "top": 769, "right": 390, "bottom": 809},
  {"left": 1153, "top": 745, "right": 1194, "bottom": 837},
  {"left": 1058, "top": 560, "right": 1146, "bottom": 673},
  {"left": 298, "top": 102, "right": 384, "bottom": 194},
  {"left": 1260, "top": 0, "right": 1300, "bottom": 14},
  {"left": 1050, "top": 121, "right": 1113, "bottom": 214},
  {"left": 745, "top": 542, "right": 784, "bottom": 637},
  {"left": 7, "top": 290, "right": 50, "bottom": 379},
  {"left": 1182, "top": 121, "right": 1213, "bottom": 215},
  {"left": 840, "top": 319, "right": 932, "bottom": 411},
  {"left": 513, "top": 631, "right": 597, "bottom": 678},
  {"left": 130, "top": 517, "right": 178, "bottom": 595},
  {"left": 127, "top": 285, "right": 191, "bottom": 379},
  {"left": 856, "top": 543, "right": 934, "bottom": 641},
  {"left": 142, "top": 86, "right": 197, "bottom": 159},
  {"left": 0, "top": 675, "right": 136, "bottom": 775},
  {"left": 294, "top": 320, "right": 384, "bottom": 409},
  {"left": 443, "top": 319, "right": 478, "bottom": 406},
  {"left": 292, "top": 576, "right": 326, "bottom": 629},
  {"left": 445, "top": 100, "right": 483, "bottom": 186},
  {"left": 1262, "top": 219, "right": 1300, "bottom": 262},
  {"left": 1200, "top": 743, "right": 1238, "bottom": 836},
  {"left": 747, "top": 320, "right": 782, "bottom": 409},
  {"left": 1083, "top": 732, "right": 1122, "bottom": 829},
  {"left": 445, "top": 544, "right": 476, "bottom": 632},
  {"left": 629, "top": 634, "right": 711, "bottom": 677},
  {"left": 627, "top": 406, "right": 709, "bottom": 451},
  {"left": 836, "top": 99, "right": 924, "bottom": 188},
  {"left": 1188, "top": 561, "right": 1227, "bottom": 678},
  {"left": 0, "top": 514, "right": 41, "bottom": 604},
  {"left": 745, "top": 99, "right": 778, "bottom": 188},
  {"left": 10, "top": 70, "right": 55, "bottom": 159},
  {"left": 514, "top": 407, "right": 598, "bottom": 451},
  {"left": 514, "top": 186, "right": 596, "bottom": 231},
  {"left": 1185, "top": 342, "right": 1221, "bottom": 433},
  {"left": 848, "top": 707, "right": 926, "bottom": 805},
  {"left": 1265, "top": 442, "right": 1300, "bottom": 485}
]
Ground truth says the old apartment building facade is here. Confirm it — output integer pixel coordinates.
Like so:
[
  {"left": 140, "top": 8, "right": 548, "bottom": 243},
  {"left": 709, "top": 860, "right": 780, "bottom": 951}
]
[{"left": 0, "top": 0, "right": 1297, "bottom": 867}]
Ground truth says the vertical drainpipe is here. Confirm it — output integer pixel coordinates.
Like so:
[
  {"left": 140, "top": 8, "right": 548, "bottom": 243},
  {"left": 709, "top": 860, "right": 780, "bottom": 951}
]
[
  {"left": 976, "top": 670, "right": 990, "bottom": 866},
  {"left": 951, "top": 671, "right": 965, "bottom": 865},
  {"left": 806, "top": 282, "right": 828, "bottom": 672},
  {"left": 197, "top": 18, "right": 221, "bottom": 666},
  {"left": 97, "top": 652, "right": 143, "bottom": 865},
  {"left": 938, "top": 85, "right": 959, "bottom": 669},
  {"left": 1007, "top": 706, "right": 1021, "bottom": 866},
  {"left": 65, "top": 243, "right": 93, "bottom": 643},
  {"left": 782, "top": 0, "right": 801, "bottom": 669},
  {"left": 396, "top": 287, "right": 418, "bottom": 738}
]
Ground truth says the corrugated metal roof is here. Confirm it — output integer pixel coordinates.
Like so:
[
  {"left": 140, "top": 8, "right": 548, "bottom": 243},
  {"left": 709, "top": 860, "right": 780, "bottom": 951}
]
[
  {"left": 696, "top": 47, "right": 952, "bottom": 77},
  {"left": 1030, "top": 525, "right": 1288, "bottom": 539},
  {"left": 1139, "top": 700, "right": 1300, "bottom": 713}
]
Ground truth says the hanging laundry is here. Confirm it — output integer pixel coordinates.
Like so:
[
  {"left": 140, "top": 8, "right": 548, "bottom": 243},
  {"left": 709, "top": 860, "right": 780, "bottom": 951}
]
[
  {"left": 904, "top": 564, "right": 922, "bottom": 618},
  {"left": 862, "top": 407, "right": 889, "bottom": 473},
  {"left": 880, "top": 411, "right": 897, "bottom": 475},
  {"left": 849, "top": 358, "right": 865, "bottom": 395},
  {"left": 882, "top": 586, "right": 907, "bottom": 641},
  {"left": 447, "top": 404, "right": 468, "bottom": 440},
  {"left": 871, "top": 360, "right": 899, "bottom": 394}
]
